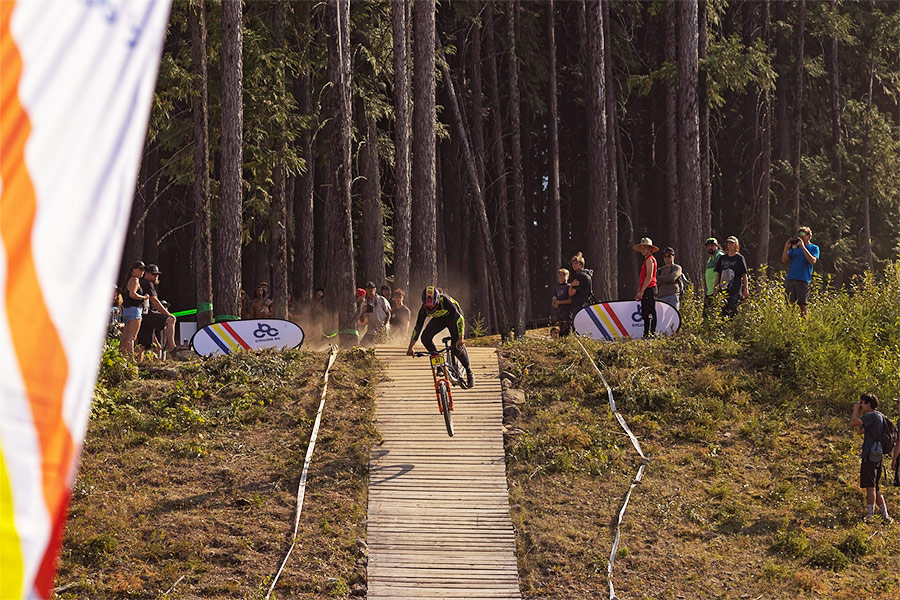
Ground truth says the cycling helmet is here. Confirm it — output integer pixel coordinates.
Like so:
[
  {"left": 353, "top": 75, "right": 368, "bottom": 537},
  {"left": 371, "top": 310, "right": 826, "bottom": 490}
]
[{"left": 422, "top": 286, "right": 441, "bottom": 309}]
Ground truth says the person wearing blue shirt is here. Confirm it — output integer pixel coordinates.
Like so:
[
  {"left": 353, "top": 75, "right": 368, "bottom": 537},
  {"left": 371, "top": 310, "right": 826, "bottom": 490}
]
[{"left": 781, "top": 225, "right": 819, "bottom": 317}]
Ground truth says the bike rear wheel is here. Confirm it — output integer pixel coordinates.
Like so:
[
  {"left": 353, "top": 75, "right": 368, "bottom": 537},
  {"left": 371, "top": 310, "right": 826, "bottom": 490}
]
[
  {"left": 450, "top": 352, "right": 468, "bottom": 389},
  {"left": 438, "top": 381, "right": 454, "bottom": 437}
]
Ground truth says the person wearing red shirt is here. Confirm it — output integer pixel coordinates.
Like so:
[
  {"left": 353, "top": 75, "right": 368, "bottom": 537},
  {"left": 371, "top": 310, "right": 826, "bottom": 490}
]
[{"left": 634, "top": 237, "right": 659, "bottom": 338}]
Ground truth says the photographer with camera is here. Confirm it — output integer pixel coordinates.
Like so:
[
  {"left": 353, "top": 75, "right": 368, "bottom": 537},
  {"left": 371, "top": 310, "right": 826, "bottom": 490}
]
[
  {"left": 359, "top": 281, "right": 391, "bottom": 347},
  {"left": 781, "top": 226, "right": 819, "bottom": 317},
  {"left": 850, "top": 394, "right": 892, "bottom": 523}
]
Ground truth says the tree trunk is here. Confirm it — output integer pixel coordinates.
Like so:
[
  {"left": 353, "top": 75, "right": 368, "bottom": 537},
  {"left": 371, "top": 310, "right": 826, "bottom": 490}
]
[
  {"left": 326, "top": 0, "right": 357, "bottom": 346},
  {"left": 269, "top": 1, "right": 288, "bottom": 320},
  {"left": 143, "top": 143, "right": 161, "bottom": 264},
  {"left": 677, "top": 0, "right": 702, "bottom": 288},
  {"left": 547, "top": 0, "right": 562, "bottom": 274},
  {"left": 585, "top": 0, "right": 609, "bottom": 299},
  {"left": 755, "top": 0, "right": 772, "bottom": 270},
  {"left": 774, "top": 0, "right": 791, "bottom": 164},
  {"left": 699, "top": 0, "right": 711, "bottom": 238},
  {"left": 861, "top": 63, "right": 874, "bottom": 273},
  {"left": 124, "top": 153, "right": 147, "bottom": 268},
  {"left": 293, "top": 70, "right": 315, "bottom": 303},
  {"left": 484, "top": 3, "right": 512, "bottom": 293},
  {"left": 602, "top": 0, "right": 618, "bottom": 297},
  {"left": 617, "top": 123, "right": 639, "bottom": 295},
  {"left": 507, "top": 0, "right": 528, "bottom": 336},
  {"left": 437, "top": 42, "right": 511, "bottom": 338},
  {"left": 665, "top": 0, "right": 679, "bottom": 254},
  {"left": 216, "top": 0, "right": 243, "bottom": 319},
  {"left": 828, "top": 0, "right": 843, "bottom": 286},
  {"left": 191, "top": 0, "right": 213, "bottom": 328},
  {"left": 790, "top": 0, "right": 805, "bottom": 232},
  {"left": 410, "top": 0, "right": 437, "bottom": 297},
  {"left": 391, "top": 0, "right": 411, "bottom": 295},
  {"left": 360, "top": 99, "right": 386, "bottom": 288}
]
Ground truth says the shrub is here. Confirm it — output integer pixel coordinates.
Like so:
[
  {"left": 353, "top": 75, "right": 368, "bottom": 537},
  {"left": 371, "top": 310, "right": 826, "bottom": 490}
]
[
  {"left": 771, "top": 526, "right": 810, "bottom": 558},
  {"left": 837, "top": 528, "right": 872, "bottom": 558},
  {"left": 808, "top": 545, "right": 850, "bottom": 571}
]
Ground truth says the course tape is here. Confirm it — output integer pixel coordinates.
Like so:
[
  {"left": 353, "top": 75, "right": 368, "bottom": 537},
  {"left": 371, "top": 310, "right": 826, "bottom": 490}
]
[
  {"left": 573, "top": 334, "right": 649, "bottom": 600},
  {"left": 265, "top": 345, "right": 339, "bottom": 600}
]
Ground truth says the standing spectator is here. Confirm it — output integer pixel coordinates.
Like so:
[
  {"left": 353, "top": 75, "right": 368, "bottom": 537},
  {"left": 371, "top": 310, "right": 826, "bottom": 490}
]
[
  {"left": 567, "top": 252, "right": 593, "bottom": 312},
  {"left": 894, "top": 398, "right": 900, "bottom": 487},
  {"left": 633, "top": 238, "right": 659, "bottom": 338},
  {"left": 359, "top": 281, "right": 391, "bottom": 347},
  {"left": 781, "top": 225, "right": 819, "bottom": 317},
  {"left": 239, "top": 289, "right": 250, "bottom": 319},
  {"left": 551, "top": 268, "right": 572, "bottom": 336},
  {"left": 247, "top": 284, "right": 272, "bottom": 319},
  {"left": 389, "top": 288, "right": 412, "bottom": 341},
  {"left": 136, "top": 264, "right": 177, "bottom": 356},
  {"left": 310, "top": 287, "right": 327, "bottom": 322},
  {"left": 109, "top": 286, "right": 124, "bottom": 338},
  {"left": 703, "top": 237, "right": 724, "bottom": 318},
  {"left": 657, "top": 247, "right": 683, "bottom": 311},
  {"left": 120, "top": 261, "right": 149, "bottom": 360},
  {"left": 714, "top": 236, "right": 749, "bottom": 318},
  {"left": 259, "top": 282, "right": 274, "bottom": 310},
  {"left": 850, "top": 394, "right": 892, "bottom": 523},
  {"left": 381, "top": 284, "right": 392, "bottom": 303}
]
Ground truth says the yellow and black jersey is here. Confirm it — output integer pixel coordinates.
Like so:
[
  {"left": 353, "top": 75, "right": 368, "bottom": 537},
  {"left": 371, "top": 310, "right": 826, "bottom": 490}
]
[{"left": 409, "top": 294, "right": 465, "bottom": 343}]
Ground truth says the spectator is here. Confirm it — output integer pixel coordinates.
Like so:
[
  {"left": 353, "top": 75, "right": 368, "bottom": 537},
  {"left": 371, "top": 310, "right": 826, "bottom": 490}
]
[
  {"left": 355, "top": 287, "right": 367, "bottom": 320},
  {"left": 850, "top": 394, "right": 892, "bottom": 523},
  {"left": 389, "top": 288, "right": 411, "bottom": 341},
  {"left": 781, "top": 225, "right": 819, "bottom": 317},
  {"left": 551, "top": 268, "right": 572, "bottom": 336},
  {"left": 120, "top": 261, "right": 149, "bottom": 360},
  {"left": 549, "top": 326, "right": 560, "bottom": 339},
  {"left": 703, "top": 237, "right": 724, "bottom": 318},
  {"left": 381, "top": 284, "right": 392, "bottom": 303},
  {"left": 109, "top": 286, "right": 124, "bottom": 338},
  {"left": 894, "top": 398, "right": 900, "bottom": 487},
  {"left": 657, "top": 247, "right": 683, "bottom": 311},
  {"left": 567, "top": 252, "right": 593, "bottom": 311},
  {"left": 239, "top": 289, "right": 250, "bottom": 319},
  {"left": 633, "top": 238, "right": 659, "bottom": 338},
  {"left": 247, "top": 284, "right": 272, "bottom": 319},
  {"left": 359, "top": 281, "right": 391, "bottom": 347},
  {"left": 136, "top": 264, "right": 177, "bottom": 356},
  {"left": 714, "top": 236, "right": 749, "bottom": 318},
  {"left": 310, "top": 287, "right": 327, "bottom": 322}
]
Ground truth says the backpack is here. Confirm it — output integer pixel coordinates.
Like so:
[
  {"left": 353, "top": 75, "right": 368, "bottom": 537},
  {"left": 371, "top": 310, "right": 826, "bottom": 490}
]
[
  {"left": 880, "top": 413, "right": 898, "bottom": 459},
  {"left": 869, "top": 412, "right": 898, "bottom": 463},
  {"left": 676, "top": 271, "right": 689, "bottom": 296}
]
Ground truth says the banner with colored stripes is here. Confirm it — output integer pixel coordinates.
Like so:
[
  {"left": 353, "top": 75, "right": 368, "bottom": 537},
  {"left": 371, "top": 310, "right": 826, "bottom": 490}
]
[
  {"left": 573, "top": 300, "right": 681, "bottom": 341},
  {"left": 190, "top": 319, "right": 305, "bottom": 357},
  {"left": 0, "top": 1, "right": 171, "bottom": 597}
]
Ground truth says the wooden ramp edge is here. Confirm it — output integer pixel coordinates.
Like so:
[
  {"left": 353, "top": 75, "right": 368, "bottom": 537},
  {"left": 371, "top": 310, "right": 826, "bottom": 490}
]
[{"left": 367, "top": 345, "right": 521, "bottom": 600}]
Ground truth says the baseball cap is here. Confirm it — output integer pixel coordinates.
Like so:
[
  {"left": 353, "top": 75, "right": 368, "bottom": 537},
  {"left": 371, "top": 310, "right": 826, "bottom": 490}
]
[
  {"left": 145, "top": 264, "right": 161, "bottom": 275},
  {"left": 355, "top": 288, "right": 367, "bottom": 297},
  {"left": 365, "top": 281, "right": 376, "bottom": 289},
  {"left": 662, "top": 247, "right": 675, "bottom": 255},
  {"left": 726, "top": 235, "right": 739, "bottom": 244},
  {"left": 704, "top": 237, "right": 718, "bottom": 246},
  {"left": 130, "top": 260, "right": 146, "bottom": 270}
]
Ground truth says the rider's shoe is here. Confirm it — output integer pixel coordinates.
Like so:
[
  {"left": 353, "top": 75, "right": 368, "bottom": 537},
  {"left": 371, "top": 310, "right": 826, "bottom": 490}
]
[{"left": 466, "top": 370, "right": 475, "bottom": 389}]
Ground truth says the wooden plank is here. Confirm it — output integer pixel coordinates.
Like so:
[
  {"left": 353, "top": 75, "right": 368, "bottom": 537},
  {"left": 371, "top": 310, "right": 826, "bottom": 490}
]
[{"left": 367, "top": 344, "right": 521, "bottom": 599}]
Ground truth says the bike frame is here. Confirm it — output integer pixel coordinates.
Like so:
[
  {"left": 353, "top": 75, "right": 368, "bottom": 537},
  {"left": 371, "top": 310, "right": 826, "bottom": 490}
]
[{"left": 427, "top": 351, "right": 453, "bottom": 413}]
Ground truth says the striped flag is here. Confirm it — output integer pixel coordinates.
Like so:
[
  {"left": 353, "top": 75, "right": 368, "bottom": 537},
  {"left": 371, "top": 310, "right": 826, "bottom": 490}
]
[{"left": 0, "top": 1, "right": 171, "bottom": 597}]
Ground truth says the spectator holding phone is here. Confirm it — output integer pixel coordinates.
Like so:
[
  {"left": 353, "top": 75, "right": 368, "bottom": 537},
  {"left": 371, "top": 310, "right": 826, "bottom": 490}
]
[
  {"left": 359, "top": 281, "right": 391, "bottom": 347},
  {"left": 781, "top": 226, "right": 819, "bottom": 317}
]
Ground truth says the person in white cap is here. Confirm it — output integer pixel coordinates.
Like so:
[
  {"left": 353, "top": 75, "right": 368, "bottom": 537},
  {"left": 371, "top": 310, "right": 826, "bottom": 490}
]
[
  {"left": 714, "top": 235, "right": 749, "bottom": 317},
  {"left": 633, "top": 237, "right": 659, "bottom": 337}
]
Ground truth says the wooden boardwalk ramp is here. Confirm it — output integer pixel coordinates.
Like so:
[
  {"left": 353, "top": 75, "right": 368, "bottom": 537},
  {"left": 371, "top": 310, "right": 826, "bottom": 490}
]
[{"left": 367, "top": 345, "right": 521, "bottom": 600}]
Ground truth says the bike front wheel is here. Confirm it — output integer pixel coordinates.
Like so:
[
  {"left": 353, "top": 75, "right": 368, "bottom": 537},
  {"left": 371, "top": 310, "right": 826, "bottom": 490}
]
[{"left": 438, "top": 380, "right": 454, "bottom": 437}]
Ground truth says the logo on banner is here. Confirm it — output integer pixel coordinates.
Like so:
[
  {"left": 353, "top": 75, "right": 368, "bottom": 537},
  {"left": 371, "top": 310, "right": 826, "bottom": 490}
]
[{"left": 253, "top": 323, "right": 280, "bottom": 339}]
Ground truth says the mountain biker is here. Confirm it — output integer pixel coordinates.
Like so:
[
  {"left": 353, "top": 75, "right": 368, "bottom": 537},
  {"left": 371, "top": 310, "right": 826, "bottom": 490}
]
[{"left": 406, "top": 286, "right": 474, "bottom": 389}]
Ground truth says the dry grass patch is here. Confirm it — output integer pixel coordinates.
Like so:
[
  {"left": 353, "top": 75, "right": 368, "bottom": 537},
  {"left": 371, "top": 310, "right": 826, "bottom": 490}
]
[
  {"left": 56, "top": 347, "right": 379, "bottom": 599},
  {"left": 500, "top": 333, "right": 900, "bottom": 599}
]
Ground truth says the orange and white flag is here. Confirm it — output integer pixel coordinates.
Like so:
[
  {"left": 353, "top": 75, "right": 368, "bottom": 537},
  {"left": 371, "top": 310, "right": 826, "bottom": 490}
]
[{"left": 0, "top": 1, "right": 171, "bottom": 597}]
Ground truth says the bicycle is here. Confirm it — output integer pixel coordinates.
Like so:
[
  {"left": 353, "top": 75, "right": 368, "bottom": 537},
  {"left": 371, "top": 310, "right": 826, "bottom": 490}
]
[{"left": 413, "top": 336, "right": 470, "bottom": 437}]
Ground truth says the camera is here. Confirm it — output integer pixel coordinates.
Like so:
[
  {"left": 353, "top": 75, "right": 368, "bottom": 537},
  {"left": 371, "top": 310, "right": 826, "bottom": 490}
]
[
  {"left": 789, "top": 237, "right": 799, "bottom": 246},
  {"left": 365, "top": 304, "right": 373, "bottom": 313}
]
